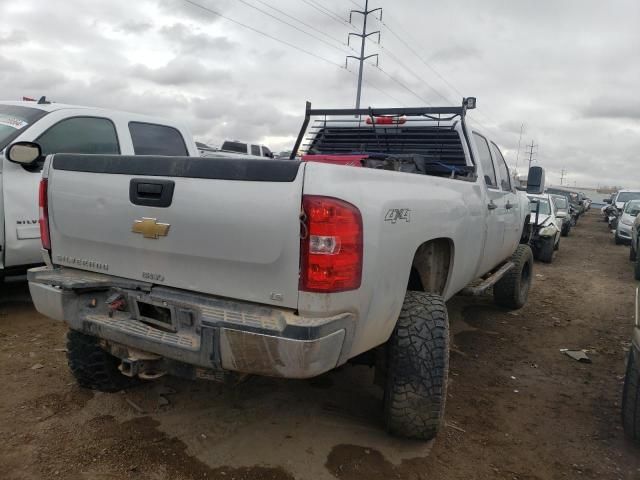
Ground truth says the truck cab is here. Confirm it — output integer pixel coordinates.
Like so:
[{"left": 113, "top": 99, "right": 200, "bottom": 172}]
[{"left": 0, "top": 100, "right": 197, "bottom": 277}]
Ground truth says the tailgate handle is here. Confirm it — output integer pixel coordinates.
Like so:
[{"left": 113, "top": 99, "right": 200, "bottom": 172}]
[{"left": 130, "top": 179, "right": 175, "bottom": 208}]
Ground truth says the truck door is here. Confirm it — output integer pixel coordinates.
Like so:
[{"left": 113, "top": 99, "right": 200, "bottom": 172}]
[
  {"left": 3, "top": 114, "right": 120, "bottom": 268},
  {"left": 473, "top": 132, "right": 506, "bottom": 274},
  {"left": 490, "top": 142, "right": 520, "bottom": 257}
]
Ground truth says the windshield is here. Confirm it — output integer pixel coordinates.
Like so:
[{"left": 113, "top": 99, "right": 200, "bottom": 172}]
[
  {"left": 552, "top": 196, "right": 568, "bottom": 209},
  {"left": 529, "top": 198, "right": 551, "bottom": 215},
  {"left": 0, "top": 105, "right": 48, "bottom": 150},
  {"left": 617, "top": 192, "right": 640, "bottom": 204},
  {"left": 624, "top": 200, "right": 640, "bottom": 215}
]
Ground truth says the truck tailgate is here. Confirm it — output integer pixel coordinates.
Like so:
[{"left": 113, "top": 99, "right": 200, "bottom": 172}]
[{"left": 46, "top": 155, "right": 304, "bottom": 308}]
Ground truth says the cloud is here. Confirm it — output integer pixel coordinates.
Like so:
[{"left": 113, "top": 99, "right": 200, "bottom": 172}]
[
  {"left": 582, "top": 97, "right": 640, "bottom": 121},
  {"left": 1, "top": 0, "right": 639, "bottom": 187},
  {"left": 117, "top": 21, "right": 154, "bottom": 34},
  {"left": 159, "top": 23, "right": 236, "bottom": 54},
  {"left": 0, "top": 30, "right": 27, "bottom": 46},
  {"left": 130, "top": 57, "right": 232, "bottom": 86}
]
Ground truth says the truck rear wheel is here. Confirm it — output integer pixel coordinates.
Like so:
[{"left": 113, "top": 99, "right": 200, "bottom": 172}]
[
  {"left": 493, "top": 244, "right": 533, "bottom": 309},
  {"left": 383, "top": 291, "right": 449, "bottom": 441},
  {"left": 622, "top": 347, "right": 640, "bottom": 441},
  {"left": 66, "top": 330, "right": 139, "bottom": 392}
]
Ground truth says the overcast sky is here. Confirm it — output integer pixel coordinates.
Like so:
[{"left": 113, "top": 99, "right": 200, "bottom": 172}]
[{"left": 1, "top": 0, "right": 639, "bottom": 188}]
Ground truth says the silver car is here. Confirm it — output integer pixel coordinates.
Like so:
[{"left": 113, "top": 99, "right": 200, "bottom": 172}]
[{"left": 617, "top": 199, "right": 640, "bottom": 245}]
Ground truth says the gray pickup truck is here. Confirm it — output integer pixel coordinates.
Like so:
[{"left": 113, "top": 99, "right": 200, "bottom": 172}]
[{"left": 25, "top": 101, "right": 541, "bottom": 440}]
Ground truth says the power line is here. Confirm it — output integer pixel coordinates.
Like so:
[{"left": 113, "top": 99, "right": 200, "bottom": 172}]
[
  {"left": 376, "top": 18, "right": 458, "bottom": 102},
  {"left": 300, "top": 0, "right": 356, "bottom": 30},
  {"left": 358, "top": 72, "right": 406, "bottom": 106},
  {"left": 315, "top": 0, "right": 358, "bottom": 26},
  {"left": 372, "top": 64, "right": 431, "bottom": 105},
  {"left": 182, "top": 0, "right": 344, "bottom": 68},
  {"left": 235, "top": 0, "right": 347, "bottom": 53},
  {"left": 375, "top": 15, "right": 506, "bottom": 133},
  {"left": 377, "top": 44, "right": 450, "bottom": 105},
  {"left": 184, "top": 0, "right": 402, "bottom": 107},
  {"left": 253, "top": 0, "right": 350, "bottom": 48}
]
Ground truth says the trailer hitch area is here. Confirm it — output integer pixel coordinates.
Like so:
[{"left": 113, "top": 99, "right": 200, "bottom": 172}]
[{"left": 118, "top": 349, "right": 165, "bottom": 379}]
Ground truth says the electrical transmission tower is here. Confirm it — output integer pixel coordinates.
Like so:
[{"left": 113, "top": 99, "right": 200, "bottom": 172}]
[
  {"left": 560, "top": 168, "right": 566, "bottom": 186},
  {"left": 526, "top": 140, "right": 538, "bottom": 171},
  {"left": 346, "top": 0, "right": 382, "bottom": 109}
]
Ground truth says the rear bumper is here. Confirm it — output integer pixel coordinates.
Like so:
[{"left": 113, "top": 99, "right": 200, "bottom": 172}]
[{"left": 28, "top": 267, "right": 354, "bottom": 379}]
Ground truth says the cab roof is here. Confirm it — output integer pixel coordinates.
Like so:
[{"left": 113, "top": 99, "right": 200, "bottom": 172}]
[{"left": 0, "top": 100, "right": 93, "bottom": 112}]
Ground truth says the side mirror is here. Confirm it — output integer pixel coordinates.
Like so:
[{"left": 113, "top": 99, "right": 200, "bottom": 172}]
[
  {"left": 526, "top": 166, "right": 545, "bottom": 194},
  {"left": 6, "top": 141, "right": 42, "bottom": 165},
  {"left": 556, "top": 211, "right": 567, "bottom": 218},
  {"left": 604, "top": 198, "right": 612, "bottom": 204}
]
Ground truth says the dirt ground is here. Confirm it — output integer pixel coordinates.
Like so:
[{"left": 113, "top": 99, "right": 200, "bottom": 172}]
[{"left": 2, "top": 210, "right": 640, "bottom": 480}]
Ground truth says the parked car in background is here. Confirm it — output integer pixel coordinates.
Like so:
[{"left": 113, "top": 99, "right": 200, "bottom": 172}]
[
  {"left": 220, "top": 140, "right": 273, "bottom": 158},
  {"left": 0, "top": 99, "right": 197, "bottom": 280},
  {"left": 622, "top": 288, "right": 640, "bottom": 441},
  {"left": 528, "top": 194, "right": 561, "bottom": 263},
  {"left": 546, "top": 187, "right": 581, "bottom": 225},
  {"left": 197, "top": 141, "right": 266, "bottom": 160},
  {"left": 615, "top": 199, "right": 640, "bottom": 245},
  {"left": 28, "top": 100, "right": 539, "bottom": 441},
  {"left": 611, "top": 190, "right": 640, "bottom": 210},
  {"left": 551, "top": 194, "right": 572, "bottom": 237},
  {"left": 628, "top": 209, "right": 640, "bottom": 280},
  {"left": 602, "top": 192, "right": 617, "bottom": 221}
]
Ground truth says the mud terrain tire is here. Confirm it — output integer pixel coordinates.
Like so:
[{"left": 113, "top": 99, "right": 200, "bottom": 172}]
[
  {"left": 493, "top": 244, "right": 533, "bottom": 310},
  {"left": 622, "top": 347, "right": 640, "bottom": 441},
  {"left": 67, "top": 330, "right": 138, "bottom": 392},
  {"left": 383, "top": 292, "right": 449, "bottom": 441}
]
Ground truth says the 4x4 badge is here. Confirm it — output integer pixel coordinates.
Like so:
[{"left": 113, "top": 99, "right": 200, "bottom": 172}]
[{"left": 132, "top": 218, "right": 170, "bottom": 239}]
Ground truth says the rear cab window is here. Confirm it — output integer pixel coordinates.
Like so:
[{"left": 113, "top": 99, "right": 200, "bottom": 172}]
[
  {"left": 472, "top": 133, "right": 497, "bottom": 188},
  {"left": 221, "top": 141, "right": 247, "bottom": 154},
  {"left": 129, "top": 122, "right": 188, "bottom": 156},
  {"left": 250, "top": 145, "right": 261, "bottom": 156}
]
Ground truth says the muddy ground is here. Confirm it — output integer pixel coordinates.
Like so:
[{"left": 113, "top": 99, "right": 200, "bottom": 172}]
[{"left": 2, "top": 210, "right": 640, "bottom": 479}]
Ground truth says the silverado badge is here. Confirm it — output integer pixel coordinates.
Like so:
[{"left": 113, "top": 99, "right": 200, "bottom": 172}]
[{"left": 132, "top": 218, "right": 170, "bottom": 239}]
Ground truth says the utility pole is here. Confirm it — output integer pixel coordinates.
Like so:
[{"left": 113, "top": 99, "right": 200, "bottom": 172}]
[
  {"left": 514, "top": 123, "right": 525, "bottom": 174},
  {"left": 526, "top": 140, "right": 538, "bottom": 171},
  {"left": 560, "top": 168, "right": 566, "bottom": 186},
  {"left": 346, "top": 0, "right": 382, "bottom": 109}
]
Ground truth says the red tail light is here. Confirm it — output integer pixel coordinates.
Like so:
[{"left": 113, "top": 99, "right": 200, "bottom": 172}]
[
  {"left": 300, "top": 195, "right": 363, "bottom": 292},
  {"left": 38, "top": 178, "right": 51, "bottom": 251},
  {"left": 365, "top": 115, "right": 406, "bottom": 125}
]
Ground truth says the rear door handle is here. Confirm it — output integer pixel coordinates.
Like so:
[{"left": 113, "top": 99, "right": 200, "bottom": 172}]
[
  {"left": 130, "top": 178, "right": 175, "bottom": 207},
  {"left": 487, "top": 201, "right": 497, "bottom": 210}
]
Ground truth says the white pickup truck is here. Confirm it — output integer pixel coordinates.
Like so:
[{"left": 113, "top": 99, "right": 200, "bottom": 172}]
[
  {"left": 0, "top": 99, "right": 198, "bottom": 279},
  {"left": 26, "top": 100, "right": 540, "bottom": 440}
]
